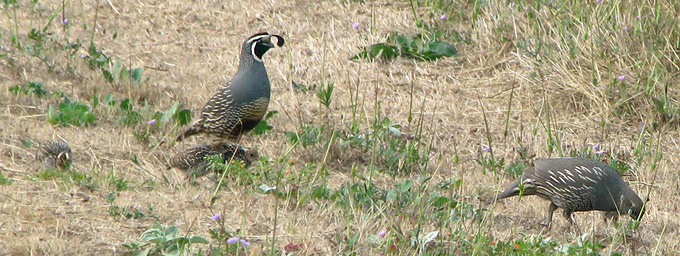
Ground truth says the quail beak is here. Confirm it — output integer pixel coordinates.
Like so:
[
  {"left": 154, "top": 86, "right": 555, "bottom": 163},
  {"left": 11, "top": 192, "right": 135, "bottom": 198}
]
[{"left": 261, "top": 36, "right": 275, "bottom": 48}]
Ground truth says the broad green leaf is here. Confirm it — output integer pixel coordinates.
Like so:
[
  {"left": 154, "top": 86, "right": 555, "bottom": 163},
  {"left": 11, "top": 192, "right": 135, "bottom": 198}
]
[
  {"left": 119, "top": 68, "right": 130, "bottom": 82},
  {"left": 112, "top": 60, "right": 122, "bottom": 80},
  {"left": 189, "top": 236, "right": 208, "bottom": 243},
  {"left": 91, "top": 95, "right": 99, "bottom": 109},
  {"left": 132, "top": 67, "right": 144, "bottom": 82},
  {"left": 173, "top": 109, "right": 191, "bottom": 126},
  {"left": 21, "top": 139, "right": 34, "bottom": 148},
  {"left": 120, "top": 98, "right": 132, "bottom": 111},
  {"left": 162, "top": 102, "right": 179, "bottom": 123},
  {"left": 102, "top": 70, "right": 114, "bottom": 83},
  {"left": 47, "top": 105, "right": 58, "bottom": 124},
  {"left": 252, "top": 120, "right": 272, "bottom": 135}
]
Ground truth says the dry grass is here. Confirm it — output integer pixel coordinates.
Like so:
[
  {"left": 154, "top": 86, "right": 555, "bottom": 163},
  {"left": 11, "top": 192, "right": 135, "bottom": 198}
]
[{"left": 1, "top": 0, "right": 679, "bottom": 255}]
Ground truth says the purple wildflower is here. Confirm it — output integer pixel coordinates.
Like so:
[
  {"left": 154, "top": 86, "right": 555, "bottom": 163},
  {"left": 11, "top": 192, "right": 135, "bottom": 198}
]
[
  {"left": 440, "top": 14, "right": 447, "bottom": 20},
  {"left": 636, "top": 15, "right": 641, "bottom": 20},
  {"left": 62, "top": 18, "right": 69, "bottom": 25},
  {"left": 378, "top": 230, "right": 387, "bottom": 237},
  {"left": 210, "top": 213, "right": 221, "bottom": 221},
  {"left": 617, "top": 75, "right": 625, "bottom": 81},
  {"left": 239, "top": 239, "right": 251, "bottom": 246},
  {"left": 595, "top": 150, "right": 606, "bottom": 155},
  {"left": 595, "top": 0, "right": 601, "bottom": 2},
  {"left": 352, "top": 22, "right": 360, "bottom": 29},
  {"left": 482, "top": 146, "right": 490, "bottom": 152},
  {"left": 147, "top": 119, "right": 157, "bottom": 125},
  {"left": 227, "top": 237, "right": 239, "bottom": 244},
  {"left": 593, "top": 143, "right": 600, "bottom": 150}
]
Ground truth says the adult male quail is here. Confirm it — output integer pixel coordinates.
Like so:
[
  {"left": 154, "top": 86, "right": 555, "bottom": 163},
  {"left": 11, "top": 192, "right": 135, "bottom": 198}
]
[
  {"left": 176, "top": 32, "right": 285, "bottom": 142},
  {"left": 496, "top": 157, "right": 645, "bottom": 228},
  {"left": 167, "top": 141, "right": 259, "bottom": 178},
  {"left": 36, "top": 140, "right": 72, "bottom": 169}
]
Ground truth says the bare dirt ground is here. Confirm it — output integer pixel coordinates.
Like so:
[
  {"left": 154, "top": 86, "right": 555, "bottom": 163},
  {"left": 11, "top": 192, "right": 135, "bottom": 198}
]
[{"left": 1, "top": 0, "right": 678, "bottom": 255}]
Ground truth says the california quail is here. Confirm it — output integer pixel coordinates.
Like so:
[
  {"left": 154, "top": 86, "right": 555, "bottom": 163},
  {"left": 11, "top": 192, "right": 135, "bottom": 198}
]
[
  {"left": 496, "top": 157, "right": 644, "bottom": 228},
  {"left": 36, "top": 140, "right": 72, "bottom": 169},
  {"left": 176, "top": 32, "right": 285, "bottom": 142},
  {"left": 167, "top": 141, "right": 259, "bottom": 178}
]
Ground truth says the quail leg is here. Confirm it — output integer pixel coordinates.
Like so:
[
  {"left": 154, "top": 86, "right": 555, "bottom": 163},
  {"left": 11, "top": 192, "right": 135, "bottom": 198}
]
[
  {"left": 602, "top": 211, "right": 619, "bottom": 224},
  {"left": 562, "top": 209, "right": 574, "bottom": 225},
  {"left": 541, "top": 202, "right": 558, "bottom": 229},
  {"left": 563, "top": 209, "right": 583, "bottom": 233}
]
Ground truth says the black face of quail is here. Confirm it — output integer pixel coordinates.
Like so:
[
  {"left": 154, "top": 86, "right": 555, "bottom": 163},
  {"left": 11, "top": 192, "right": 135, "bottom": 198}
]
[
  {"left": 248, "top": 32, "right": 285, "bottom": 61},
  {"left": 629, "top": 204, "right": 645, "bottom": 221},
  {"left": 56, "top": 151, "right": 72, "bottom": 169}
]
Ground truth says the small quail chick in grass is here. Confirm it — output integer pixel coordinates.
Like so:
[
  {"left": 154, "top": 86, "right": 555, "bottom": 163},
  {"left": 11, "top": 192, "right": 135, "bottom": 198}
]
[
  {"left": 36, "top": 140, "right": 72, "bottom": 169},
  {"left": 495, "top": 157, "right": 645, "bottom": 229},
  {"left": 167, "top": 141, "right": 259, "bottom": 179}
]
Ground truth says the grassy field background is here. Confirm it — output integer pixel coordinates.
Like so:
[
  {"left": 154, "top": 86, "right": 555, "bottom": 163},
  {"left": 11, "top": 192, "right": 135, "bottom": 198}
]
[{"left": 1, "top": 0, "right": 679, "bottom": 255}]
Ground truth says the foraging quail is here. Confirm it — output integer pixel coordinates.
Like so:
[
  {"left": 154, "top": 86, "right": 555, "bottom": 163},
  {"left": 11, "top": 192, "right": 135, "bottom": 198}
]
[
  {"left": 496, "top": 157, "right": 644, "bottom": 228},
  {"left": 176, "top": 32, "right": 285, "bottom": 142},
  {"left": 167, "top": 141, "right": 259, "bottom": 178},
  {"left": 36, "top": 140, "right": 72, "bottom": 169}
]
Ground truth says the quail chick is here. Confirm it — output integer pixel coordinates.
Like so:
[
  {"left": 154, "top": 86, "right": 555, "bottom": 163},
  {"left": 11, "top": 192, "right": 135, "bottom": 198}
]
[
  {"left": 496, "top": 157, "right": 645, "bottom": 228},
  {"left": 167, "top": 141, "right": 259, "bottom": 178},
  {"left": 36, "top": 140, "right": 72, "bottom": 169},
  {"left": 176, "top": 32, "right": 285, "bottom": 142}
]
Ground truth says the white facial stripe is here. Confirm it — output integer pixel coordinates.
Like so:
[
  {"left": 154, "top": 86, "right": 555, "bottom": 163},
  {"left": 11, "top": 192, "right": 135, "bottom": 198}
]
[
  {"left": 251, "top": 43, "right": 263, "bottom": 62},
  {"left": 247, "top": 34, "right": 270, "bottom": 44}
]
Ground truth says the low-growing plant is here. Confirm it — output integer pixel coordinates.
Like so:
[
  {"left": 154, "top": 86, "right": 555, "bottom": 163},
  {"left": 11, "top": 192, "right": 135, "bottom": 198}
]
[
  {"left": 117, "top": 98, "right": 143, "bottom": 126},
  {"left": 332, "top": 181, "right": 387, "bottom": 212},
  {"left": 285, "top": 124, "right": 327, "bottom": 148},
  {"left": 108, "top": 172, "right": 132, "bottom": 191},
  {"left": 0, "top": 173, "right": 13, "bottom": 185},
  {"left": 34, "top": 167, "right": 93, "bottom": 189},
  {"left": 108, "top": 205, "right": 148, "bottom": 219},
  {"left": 207, "top": 213, "right": 253, "bottom": 255},
  {"left": 85, "top": 43, "right": 112, "bottom": 70},
  {"left": 48, "top": 97, "right": 95, "bottom": 127},
  {"left": 342, "top": 117, "right": 430, "bottom": 175},
  {"left": 352, "top": 32, "right": 457, "bottom": 61},
  {"left": 8, "top": 81, "right": 49, "bottom": 97},
  {"left": 316, "top": 81, "right": 334, "bottom": 109},
  {"left": 476, "top": 148, "right": 505, "bottom": 175},
  {"left": 206, "top": 154, "right": 258, "bottom": 186},
  {"left": 291, "top": 81, "right": 317, "bottom": 93},
  {"left": 504, "top": 160, "right": 526, "bottom": 178},
  {"left": 123, "top": 223, "right": 208, "bottom": 256},
  {"left": 251, "top": 110, "right": 278, "bottom": 135},
  {"left": 163, "top": 101, "right": 192, "bottom": 126},
  {"left": 103, "top": 59, "right": 145, "bottom": 84}
]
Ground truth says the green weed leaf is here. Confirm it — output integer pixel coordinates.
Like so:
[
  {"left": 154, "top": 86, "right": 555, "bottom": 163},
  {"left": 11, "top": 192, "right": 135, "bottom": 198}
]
[{"left": 132, "top": 67, "right": 144, "bottom": 82}]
